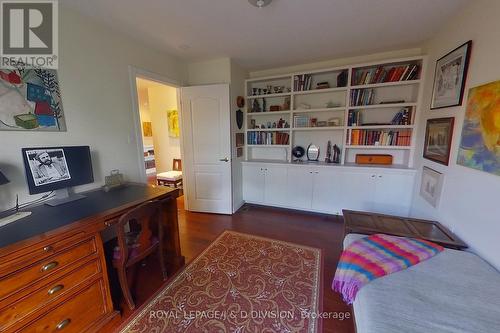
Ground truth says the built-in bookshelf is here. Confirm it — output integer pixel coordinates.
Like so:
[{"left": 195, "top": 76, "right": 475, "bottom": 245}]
[{"left": 244, "top": 56, "right": 425, "bottom": 167}]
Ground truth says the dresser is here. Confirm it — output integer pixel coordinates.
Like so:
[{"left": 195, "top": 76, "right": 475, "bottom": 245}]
[{"left": 0, "top": 184, "right": 182, "bottom": 332}]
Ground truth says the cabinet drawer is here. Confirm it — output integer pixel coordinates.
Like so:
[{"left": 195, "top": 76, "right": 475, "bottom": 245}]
[
  {"left": 0, "top": 232, "right": 86, "bottom": 276},
  {"left": 0, "top": 237, "right": 97, "bottom": 300},
  {"left": 0, "top": 259, "right": 101, "bottom": 330},
  {"left": 18, "top": 279, "right": 107, "bottom": 333}
]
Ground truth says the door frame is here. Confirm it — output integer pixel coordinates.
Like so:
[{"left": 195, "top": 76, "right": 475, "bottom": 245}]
[{"left": 128, "top": 66, "right": 182, "bottom": 184}]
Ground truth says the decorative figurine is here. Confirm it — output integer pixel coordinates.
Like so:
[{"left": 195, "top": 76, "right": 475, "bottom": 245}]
[
  {"left": 252, "top": 99, "right": 261, "bottom": 113},
  {"left": 252, "top": 88, "right": 258, "bottom": 96},
  {"left": 333, "top": 144, "right": 341, "bottom": 164},
  {"left": 325, "top": 140, "right": 332, "bottom": 163},
  {"left": 262, "top": 98, "right": 266, "bottom": 112}
]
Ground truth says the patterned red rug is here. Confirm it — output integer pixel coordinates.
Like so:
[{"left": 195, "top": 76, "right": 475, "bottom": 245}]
[{"left": 117, "top": 230, "right": 323, "bottom": 333}]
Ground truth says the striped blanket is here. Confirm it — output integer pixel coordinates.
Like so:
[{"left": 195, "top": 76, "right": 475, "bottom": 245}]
[{"left": 332, "top": 233, "right": 444, "bottom": 304}]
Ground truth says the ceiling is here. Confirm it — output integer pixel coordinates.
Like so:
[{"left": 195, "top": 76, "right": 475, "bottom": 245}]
[{"left": 60, "top": 0, "right": 469, "bottom": 71}]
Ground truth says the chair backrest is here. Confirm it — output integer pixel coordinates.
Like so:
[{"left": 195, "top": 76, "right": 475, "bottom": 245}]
[
  {"left": 172, "top": 159, "right": 182, "bottom": 171},
  {"left": 114, "top": 200, "right": 162, "bottom": 265}
]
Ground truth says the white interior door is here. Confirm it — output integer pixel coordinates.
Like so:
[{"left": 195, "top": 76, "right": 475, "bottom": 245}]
[{"left": 180, "top": 84, "right": 232, "bottom": 214}]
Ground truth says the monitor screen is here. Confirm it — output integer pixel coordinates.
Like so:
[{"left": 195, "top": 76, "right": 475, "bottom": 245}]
[{"left": 22, "top": 146, "right": 94, "bottom": 194}]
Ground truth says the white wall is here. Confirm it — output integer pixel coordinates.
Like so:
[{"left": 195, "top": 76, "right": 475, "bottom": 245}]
[
  {"left": 187, "top": 58, "right": 232, "bottom": 86},
  {"left": 230, "top": 60, "right": 247, "bottom": 212},
  {"left": 410, "top": 0, "right": 500, "bottom": 270},
  {"left": 0, "top": 6, "right": 187, "bottom": 210}
]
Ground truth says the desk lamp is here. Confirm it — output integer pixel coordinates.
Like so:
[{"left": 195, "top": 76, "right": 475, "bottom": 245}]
[{"left": 0, "top": 170, "right": 32, "bottom": 227}]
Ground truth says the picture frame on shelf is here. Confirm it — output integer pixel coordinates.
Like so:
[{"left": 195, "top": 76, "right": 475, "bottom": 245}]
[
  {"left": 293, "top": 115, "right": 309, "bottom": 128},
  {"left": 430, "top": 40, "right": 472, "bottom": 109},
  {"left": 423, "top": 117, "right": 454, "bottom": 165},
  {"left": 419, "top": 166, "right": 444, "bottom": 208}
]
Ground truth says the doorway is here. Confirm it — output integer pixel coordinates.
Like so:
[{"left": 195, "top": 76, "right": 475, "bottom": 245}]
[
  {"left": 130, "top": 68, "right": 233, "bottom": 214},
  {"left": 130, "top": 69, "right": 183, "bottom": 195}
]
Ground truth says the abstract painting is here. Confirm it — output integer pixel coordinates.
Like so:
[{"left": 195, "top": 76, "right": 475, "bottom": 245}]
[
  {"left": 0, "top": 65, "right": 65, "bottom": 131},
  {"left": 167, "top": 109, "right": 179, "bottom": 138},
  {"left": 423, "top": 117, "right": 455, "bottom": 165},
  {"left": 457, "top": 80, "right": 500, "bottom": 176},
  {"left": 430, "top": 41, "right": 472, "bottom": 109}
]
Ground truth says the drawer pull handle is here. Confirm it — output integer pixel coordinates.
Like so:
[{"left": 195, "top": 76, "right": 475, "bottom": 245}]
[
  {"left": 43, "top": 245, "right": 53, "bottom": 252},
  {"left": 41, "top": 261, "right": 59, "bottom": 272},
  {"left": 56, "top": 318, "right": 71, "bottom": 330},
  {"left": 48, "top": 284, "right": 64, "bottom": 295}
]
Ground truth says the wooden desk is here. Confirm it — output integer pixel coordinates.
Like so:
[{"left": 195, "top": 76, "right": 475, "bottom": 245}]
[
  {"left": 343, "top": 209, "right": 468, "bottom": 250},
  {"left": 0, "top": 184, "right": 183, "bottom": 332}
]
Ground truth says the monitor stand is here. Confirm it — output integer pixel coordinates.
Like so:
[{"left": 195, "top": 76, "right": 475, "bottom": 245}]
[{"left": 45, "top": 188, "right": 86, "bottom": 207}]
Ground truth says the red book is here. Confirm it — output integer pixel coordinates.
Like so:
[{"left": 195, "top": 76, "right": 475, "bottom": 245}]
[{"left": 385, "top": 68, "right": 396, "bottom": 82}]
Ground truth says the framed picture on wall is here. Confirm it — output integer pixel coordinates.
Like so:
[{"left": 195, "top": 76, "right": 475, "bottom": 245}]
[
  {"left": 423, "top": 117, "right": 455, "bottom": 165},
  {"left": 419, "top": 166, "right": 444, "bottom": 208},
  {"left": 430, "top": 40, "right": 472, "bottom": 109}
]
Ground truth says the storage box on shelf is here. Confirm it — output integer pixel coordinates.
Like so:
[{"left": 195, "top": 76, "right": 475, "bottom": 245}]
[{"left": 244, "top": 56, "right": 425, "bottom": 168}]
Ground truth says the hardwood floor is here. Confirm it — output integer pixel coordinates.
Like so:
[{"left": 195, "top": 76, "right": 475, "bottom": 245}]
[{"left": 102, "top": 197, "right": 355, "bottom": 333}]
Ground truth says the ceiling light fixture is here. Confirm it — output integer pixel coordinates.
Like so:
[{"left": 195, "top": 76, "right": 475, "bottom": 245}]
[{"left": 248, "top": 0, "right": 272, "bottom": 8}]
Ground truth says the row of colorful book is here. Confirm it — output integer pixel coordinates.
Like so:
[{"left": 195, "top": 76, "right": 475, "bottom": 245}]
[
  {"left": 293, "top": 74, "right": 313, "bottom": 91},
  {"left": 347, "top": 129, "right": 412, "bottom": 146},
  {"left": 352, "top": 64, "right": 420, "bottom": 85},
  {"left": 350, "top": 89, "right": 375, "bottom": 106},
  {"left": 247, "top": 131, "right": 290, "bottom": 145}
]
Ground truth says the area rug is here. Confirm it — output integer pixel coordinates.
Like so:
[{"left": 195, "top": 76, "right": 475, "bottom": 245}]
[{"left": 117, "top": 230, "right": 323, "bottom": 333}]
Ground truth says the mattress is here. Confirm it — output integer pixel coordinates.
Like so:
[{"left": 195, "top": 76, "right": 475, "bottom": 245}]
[{"left": 343, "top": 234, "right": 500, "bottom": 333}]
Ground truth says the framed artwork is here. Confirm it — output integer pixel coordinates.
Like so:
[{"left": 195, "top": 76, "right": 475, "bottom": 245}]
[
  {"left": 457, "top": 80, "right": 500, "bottom": 176},
  {"left": 167, "top": 110, "right": 179, "bottom": 138},
  {"left": 419, "top": 166, "right": 444, "bottom": 208},
  {"left": 430, "top": 40, "right": 472, "bottom": 109},
  {"left": 0, "top": 66, "right": 65, "bottom": 131},
  {"left": 235, "top": 133, "right": 244, "bottom": 147},
  {"left": 142, "top": 122, "right": 152, "bottom": 137},
  {"left": 423, "top": 117, "right": 455, "bottom": 165}
]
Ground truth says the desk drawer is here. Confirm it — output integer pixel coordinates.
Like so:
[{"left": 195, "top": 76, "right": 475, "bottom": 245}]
[
  {"left": 18, "top": 279, "right": 107, "bottom": 333},
  {"left": 0, "top": 232, "right": 86, "bottom": 276},
  {"left": 0, "top": 237, "right": 97, "bottom": 300},
  {"left": 0, "top": 259, "right": 101, "bottom": 330}
]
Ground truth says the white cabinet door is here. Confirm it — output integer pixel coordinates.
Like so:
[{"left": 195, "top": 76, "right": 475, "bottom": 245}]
[
  {"left": 242, "top": 165, "right": 265, "bottom": 203},
  {"left": 264, "top": 166, "right": 288, "bottom": 206},
  {"left": 373, "top": 172, "right": 415, "bottom": 216},
  {"left": 311, "top": 168, "right": 341, "bottom": 214},
  {"left": 287, "top": 167, "right": 313, "bottom": 210},
  {"left": 335, "top": 171, "right": 376, "bottom": 213}
]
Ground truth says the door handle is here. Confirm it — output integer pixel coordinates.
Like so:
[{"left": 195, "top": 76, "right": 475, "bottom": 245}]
[{"left": 219, "top": 157, "right": 229, "bottom": 162}]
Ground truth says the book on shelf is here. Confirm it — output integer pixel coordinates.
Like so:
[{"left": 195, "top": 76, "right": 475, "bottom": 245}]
[
  {"left": 352, "top": 64, "right": 420, "bottom": 85},
  {"left": 350, "top": 89, "right": 375, "bottom": 106},
  {"left": 247, "top": 131, "right": 290, "bottom": 145},
  {"left": 390, "top": 107, "right": 413, "bottom": 125},
  {"left": 347, "top": 110, "right": 362, "bottom": 126},
  {"left": 347, "top": 129, "right": 412, "bottom": 146},
  {"left": 294, "top": 74, "right": 313, "bottom": 91}
]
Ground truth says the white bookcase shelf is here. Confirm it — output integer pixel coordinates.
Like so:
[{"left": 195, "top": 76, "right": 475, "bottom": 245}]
[{"left": 244, "top": 55, "right": 426, "bottom": 167}]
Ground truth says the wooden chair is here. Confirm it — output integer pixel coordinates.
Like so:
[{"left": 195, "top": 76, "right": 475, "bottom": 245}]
[
  {"left": 156, "top": 159, "right": 183, "bottom": 188},
  {"left": 112, "top": 200, "right": 167, "bottom": 310}
]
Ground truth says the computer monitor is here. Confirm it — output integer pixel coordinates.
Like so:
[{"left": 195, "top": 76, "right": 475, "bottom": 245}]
[{"left": 22, "top": 146, "right": 94, "bottom": 206}]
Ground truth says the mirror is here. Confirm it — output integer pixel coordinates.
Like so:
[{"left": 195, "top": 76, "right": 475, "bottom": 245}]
[{"left": 307, "top": 144, "right": 320, "bottom": 161}]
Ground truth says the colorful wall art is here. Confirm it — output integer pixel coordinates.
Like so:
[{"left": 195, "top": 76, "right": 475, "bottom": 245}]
[
  {"left": 0, "top": 66, "right": 65, "bottom": 131},
  {"left": 457, "top": 80, "right": 500, "bottom": 176},
  {"left": 167, "top": 109, "right": 179, "bottom": 138}
]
